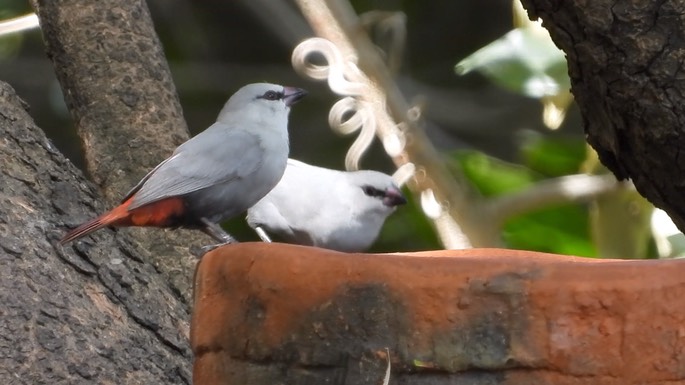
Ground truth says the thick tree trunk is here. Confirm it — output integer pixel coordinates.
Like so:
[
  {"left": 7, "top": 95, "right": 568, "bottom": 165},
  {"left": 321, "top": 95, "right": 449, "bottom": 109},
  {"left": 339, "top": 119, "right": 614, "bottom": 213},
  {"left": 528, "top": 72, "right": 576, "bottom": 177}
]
[
  {"left": 520, "top": 0, "right": 685, "bottom": 231},
  {"left": 30, "top": 0, "right": 208, "bottom": 303},
  {"left": 0, "top": 82, "right": 191, "bottom": 384}
]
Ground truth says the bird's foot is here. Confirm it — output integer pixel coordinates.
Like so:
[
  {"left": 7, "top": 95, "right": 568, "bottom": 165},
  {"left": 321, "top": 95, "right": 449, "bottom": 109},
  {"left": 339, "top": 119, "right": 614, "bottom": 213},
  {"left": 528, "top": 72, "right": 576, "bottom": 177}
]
[
  {"left": 254, "top": 226, "right": 273, "bottom": 243},
  {"left": 190, "top": 240, "right": 239, "bottom": 258},
  {"left": 200, "top": 218, "right": 239, "bottom": 243}
]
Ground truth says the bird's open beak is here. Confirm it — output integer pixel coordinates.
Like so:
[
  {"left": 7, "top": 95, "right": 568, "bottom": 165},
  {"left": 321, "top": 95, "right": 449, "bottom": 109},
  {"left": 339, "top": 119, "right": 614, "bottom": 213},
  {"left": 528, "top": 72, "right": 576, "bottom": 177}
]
[
  {"left": 283, "top": 87, "right": 308, "bottom": 107},
  {"left": 383, "top": 186, "right": 407, "bottom": 207}
]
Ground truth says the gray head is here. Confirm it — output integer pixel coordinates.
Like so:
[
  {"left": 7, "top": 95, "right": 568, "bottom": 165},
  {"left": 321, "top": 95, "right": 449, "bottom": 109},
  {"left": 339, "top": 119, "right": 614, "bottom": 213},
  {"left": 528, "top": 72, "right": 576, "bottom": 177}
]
[
  {"left": 347, "top": 170, "right": 407, "bottom": 215},
  {"left": 218, "top": 83, "right": 307, "bottom": 122}
]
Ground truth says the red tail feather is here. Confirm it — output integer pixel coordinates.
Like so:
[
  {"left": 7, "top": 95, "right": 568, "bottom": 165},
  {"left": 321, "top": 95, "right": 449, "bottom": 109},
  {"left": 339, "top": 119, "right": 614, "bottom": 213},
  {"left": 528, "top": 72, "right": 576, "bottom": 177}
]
[
  {"left": 59, "top": 197, "right": 186, "bottom": 244},
  {"left": 59, "top": 201, "right": 133, "bottom": 244}
]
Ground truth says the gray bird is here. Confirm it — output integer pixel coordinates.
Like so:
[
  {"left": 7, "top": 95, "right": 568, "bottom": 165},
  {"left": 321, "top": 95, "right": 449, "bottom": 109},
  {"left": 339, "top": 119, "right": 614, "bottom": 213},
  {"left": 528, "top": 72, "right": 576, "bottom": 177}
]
[
  {"left": 246, "top": 159, "right": 407, "bottom": 252},
  {"left": 60, "top": 83, "right": 307, "bottom": 246}
]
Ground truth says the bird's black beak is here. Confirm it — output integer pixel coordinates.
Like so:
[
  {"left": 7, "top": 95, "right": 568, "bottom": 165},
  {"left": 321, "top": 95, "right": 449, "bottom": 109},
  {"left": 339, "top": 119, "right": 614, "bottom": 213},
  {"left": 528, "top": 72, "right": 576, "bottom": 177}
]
[
  {"left": 283, "top": 86, "right": 308, "bottom": 107},
  {"left": 383, "top": 186, "right": 407, "bottom": 207}
]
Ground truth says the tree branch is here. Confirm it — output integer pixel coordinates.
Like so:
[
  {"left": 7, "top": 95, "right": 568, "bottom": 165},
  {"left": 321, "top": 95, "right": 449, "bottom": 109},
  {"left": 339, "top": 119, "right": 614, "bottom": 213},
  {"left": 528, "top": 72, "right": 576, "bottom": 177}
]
[
  {"left": 488, "top": 173, "right": 626, "bottom": 225},
  {"left": 30, "top": 0, "right": 205, "bottom": 303}
]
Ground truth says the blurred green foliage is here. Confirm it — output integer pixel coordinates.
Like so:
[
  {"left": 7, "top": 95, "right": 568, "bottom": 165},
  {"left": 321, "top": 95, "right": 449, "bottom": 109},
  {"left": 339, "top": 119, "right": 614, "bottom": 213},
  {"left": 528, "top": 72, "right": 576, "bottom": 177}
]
[
  {"left": 456, "top": 27, "right": 569, "bottom": 98},
  {"left": 451, "top": 139, "right": 596, "bottom": 257},
  {"left": 453, "top": 1, "right": 660, "bottom": 259},
  {"left": 521, "top": 136, "right": 586, "bottom": 177},
  {"left": 0, "top": 1, "right": 31, "bottom": 61}
]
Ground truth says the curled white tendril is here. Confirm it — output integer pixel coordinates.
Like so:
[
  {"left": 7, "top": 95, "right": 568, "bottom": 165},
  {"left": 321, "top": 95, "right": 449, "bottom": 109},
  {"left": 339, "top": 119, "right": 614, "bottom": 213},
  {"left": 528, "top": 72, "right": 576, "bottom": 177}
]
[
  {"left": 420, "top": 188, "right": 442, "bottom": 220},
  {"left": 382, "top": 122, "right": 406, "bottom": 157},
  {"left": 328, "top": 97, "right": 375, "bottom": 170},
  {"left": 421, "top": 188, "right": 471, "bottom": 249},
  {"left": 391, "top": 162, "right": 415, "bottom": 187},
  {"left": 292, "top": 37, "right": 410, "bottom": 173},
  {"left": 291, "top": 37, "right": 365, "bottom": 96},
  {"left": 292, "top": 36, "right": 467, "bottom": 248}
]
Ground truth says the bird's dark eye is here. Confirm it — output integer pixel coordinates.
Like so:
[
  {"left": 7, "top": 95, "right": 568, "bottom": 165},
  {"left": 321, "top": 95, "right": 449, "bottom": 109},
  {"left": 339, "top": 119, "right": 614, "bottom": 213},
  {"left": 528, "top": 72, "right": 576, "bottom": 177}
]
[
  {"left": 259, "top": 90, "right": 283, "bottom": 101},
  {"left": 362, "top": 185, "right": 384, "bottom": 198}
]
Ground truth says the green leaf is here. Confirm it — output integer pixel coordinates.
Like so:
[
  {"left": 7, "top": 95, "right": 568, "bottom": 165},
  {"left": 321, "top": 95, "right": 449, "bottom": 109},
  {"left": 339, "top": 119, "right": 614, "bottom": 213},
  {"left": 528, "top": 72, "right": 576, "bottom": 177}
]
[
  {"left": 450, "top": 150, "right": 596, "bottom": 257},
  {"left": 504, "top": 205, "right": 596, "bottom": 257},
  {"left": 455, "top": 27, "right": 569, "bottom": 98},
  {"left": 520, "top": 136, "right": 587, "bottom": 177},
  {"left": 450, "top": 150, "right": 537, "bottom": 197}
]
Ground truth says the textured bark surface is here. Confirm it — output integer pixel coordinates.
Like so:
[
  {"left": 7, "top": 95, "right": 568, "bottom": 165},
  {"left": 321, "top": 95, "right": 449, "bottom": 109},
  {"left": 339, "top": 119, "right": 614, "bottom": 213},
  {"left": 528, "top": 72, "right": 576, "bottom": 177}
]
[
  {"left": 30, "top": 0, "right": 208, "bottom": 304},
  {"left": 0, "top": 82, "right": 191, "bottom": 384},
  {"left": 520, "top": 0, "right": 685, "bottom": 230},
  {"left": 192, "top": 244, "right": 685, "bottom": 385}
]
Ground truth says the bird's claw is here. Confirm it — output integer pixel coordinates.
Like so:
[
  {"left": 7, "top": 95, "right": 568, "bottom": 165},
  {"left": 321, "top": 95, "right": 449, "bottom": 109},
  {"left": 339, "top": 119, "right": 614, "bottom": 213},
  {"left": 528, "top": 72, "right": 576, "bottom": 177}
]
[
  {"left": 190, "top": 240, "right": 238, "bottom": 258},
  {"left": 255, "top": 226, "right": 273, "bottom": 243}
]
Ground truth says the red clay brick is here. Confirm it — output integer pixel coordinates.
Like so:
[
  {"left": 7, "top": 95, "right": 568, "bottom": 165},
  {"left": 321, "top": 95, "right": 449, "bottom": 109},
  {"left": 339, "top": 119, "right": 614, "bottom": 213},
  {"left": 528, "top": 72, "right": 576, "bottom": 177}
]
[{"left": 191, "top": 243, "right": 685, "bottom": 385}]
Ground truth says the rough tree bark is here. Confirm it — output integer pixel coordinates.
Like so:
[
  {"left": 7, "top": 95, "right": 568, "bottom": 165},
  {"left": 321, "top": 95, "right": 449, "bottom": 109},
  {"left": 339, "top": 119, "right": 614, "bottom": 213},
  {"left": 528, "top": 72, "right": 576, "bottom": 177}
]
[
  {"left": 30, "top": 0, "right": 207, "bottom": 304},
  {"left": 520, "top": 0, "right": 685, "bottom": 230},
  {"left": 0, "top": 82, "right": 191, "bottom": 384}
]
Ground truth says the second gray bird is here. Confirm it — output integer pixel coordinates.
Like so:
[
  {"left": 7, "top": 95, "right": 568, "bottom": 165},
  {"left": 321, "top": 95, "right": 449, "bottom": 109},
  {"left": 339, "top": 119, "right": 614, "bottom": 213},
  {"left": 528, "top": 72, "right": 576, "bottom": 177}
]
[{"left": 246, "top": 159, "right": 407, "bottom": 252}]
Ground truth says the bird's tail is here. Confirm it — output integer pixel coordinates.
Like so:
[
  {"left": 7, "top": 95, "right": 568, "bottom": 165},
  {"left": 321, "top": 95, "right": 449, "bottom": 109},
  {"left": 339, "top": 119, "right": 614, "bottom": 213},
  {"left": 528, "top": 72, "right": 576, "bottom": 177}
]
[{"left": 59, "top": 201, "right": 133, "bottom": 245}]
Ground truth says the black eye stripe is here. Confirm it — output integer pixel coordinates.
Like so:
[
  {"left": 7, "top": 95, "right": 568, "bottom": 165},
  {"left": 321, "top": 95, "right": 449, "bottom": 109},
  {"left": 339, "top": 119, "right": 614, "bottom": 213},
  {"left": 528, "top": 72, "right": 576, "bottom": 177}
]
[
  {"left": 258, "top": 90, "right": 284, "bottom": 101},
  {"left": 362, "top": 185, "right": 385, "bottom": 198}
]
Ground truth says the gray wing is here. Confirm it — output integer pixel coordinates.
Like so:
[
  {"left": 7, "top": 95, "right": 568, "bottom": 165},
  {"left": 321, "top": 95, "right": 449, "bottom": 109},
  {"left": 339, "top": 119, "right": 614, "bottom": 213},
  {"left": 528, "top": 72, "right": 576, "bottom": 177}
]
[{"left": 128, "top": 122, "right": 263, "bottom": 209}]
